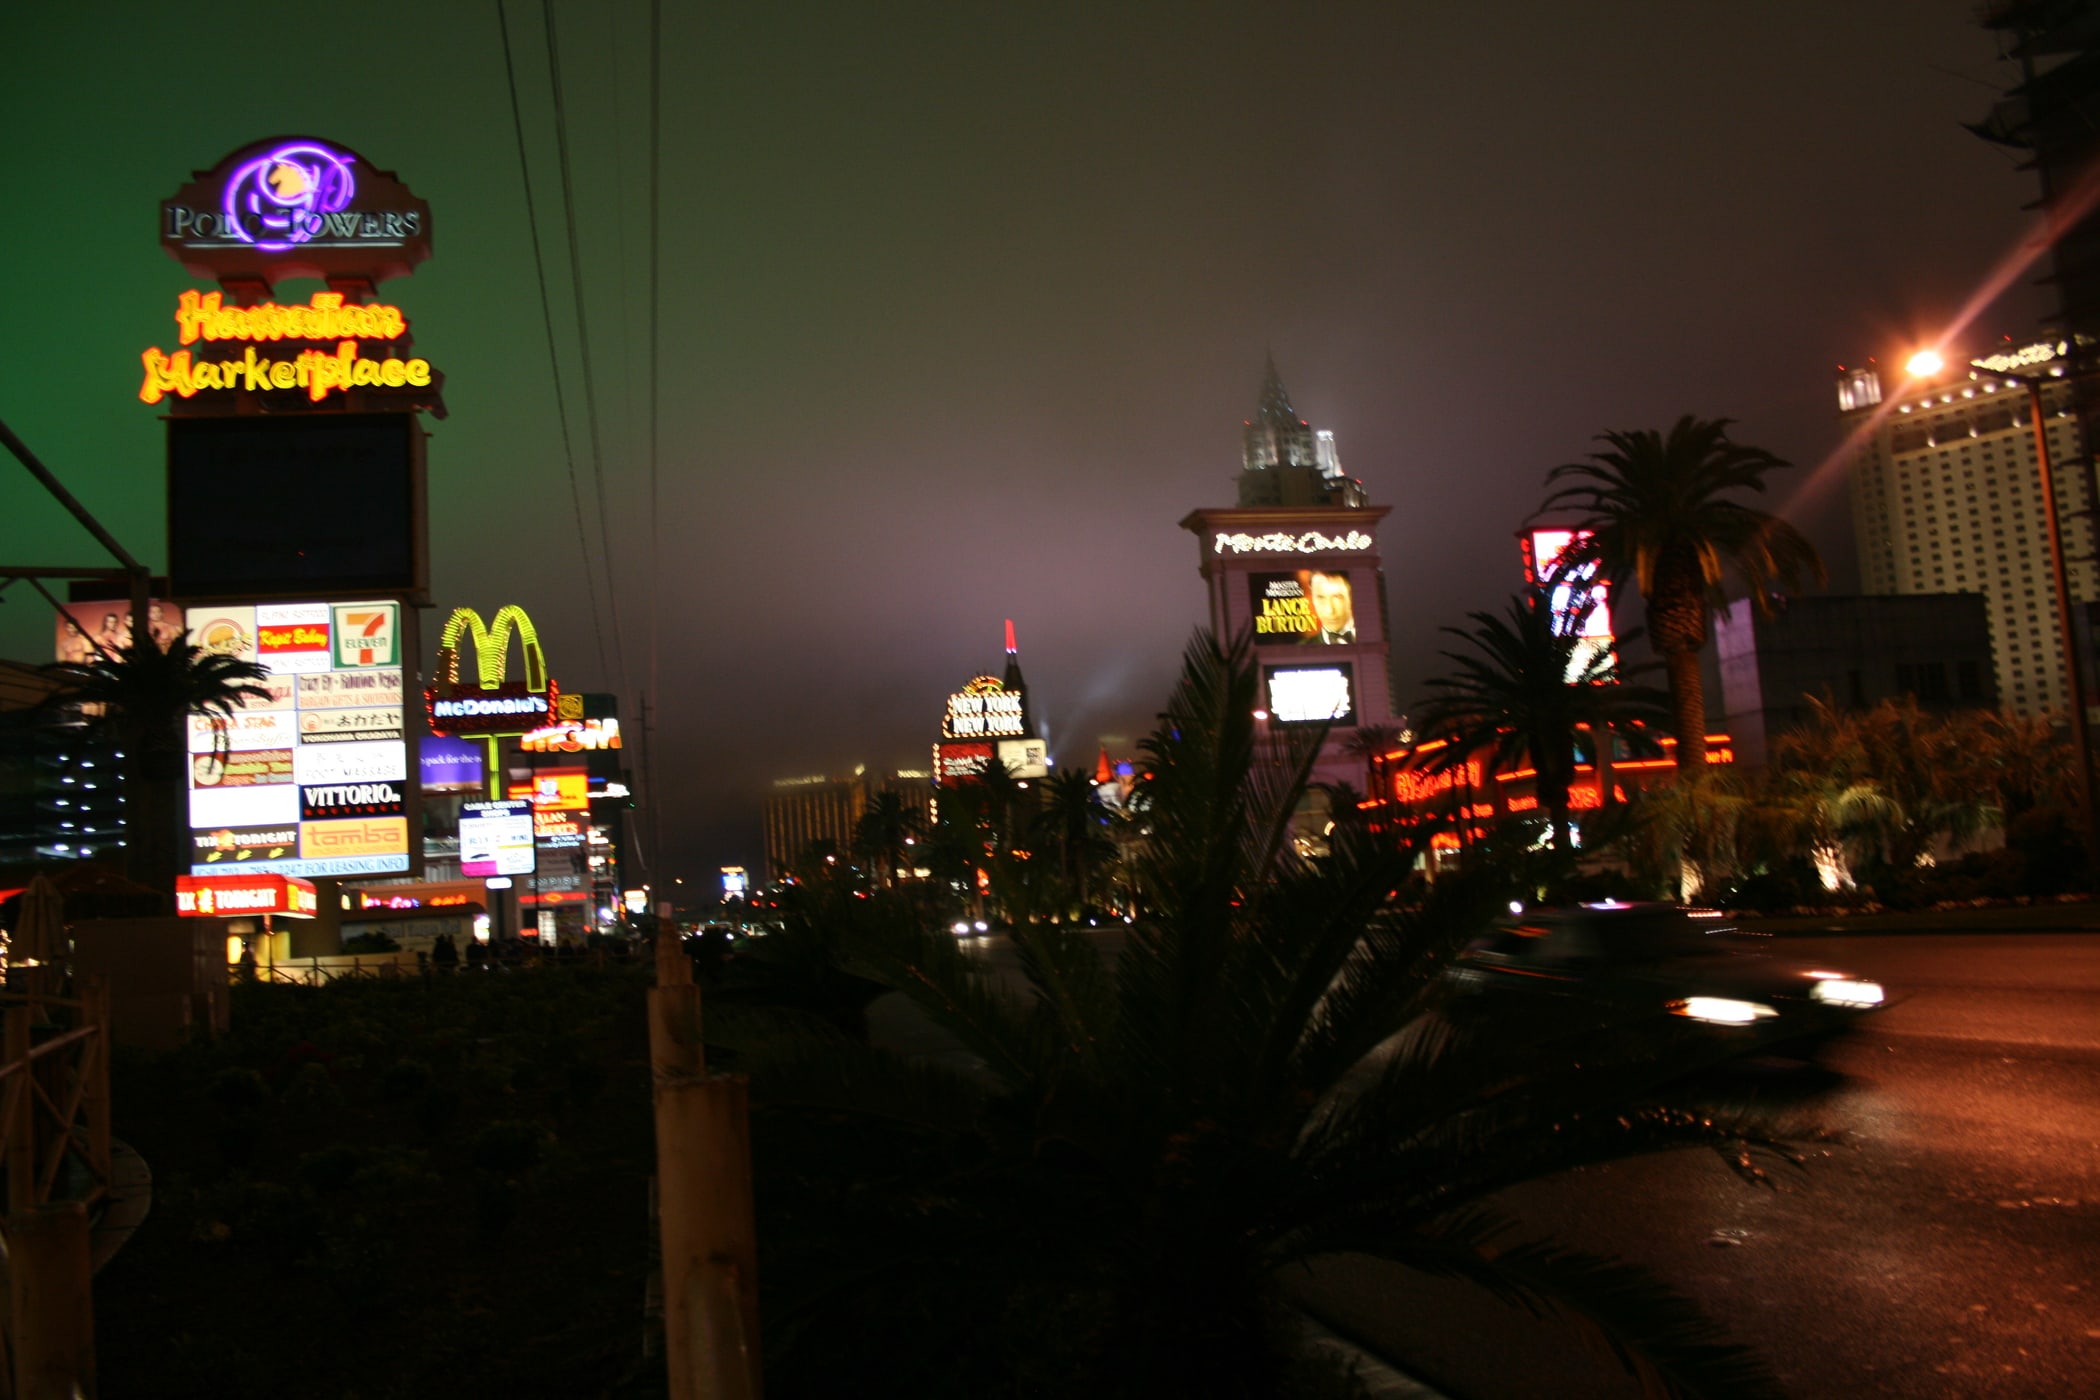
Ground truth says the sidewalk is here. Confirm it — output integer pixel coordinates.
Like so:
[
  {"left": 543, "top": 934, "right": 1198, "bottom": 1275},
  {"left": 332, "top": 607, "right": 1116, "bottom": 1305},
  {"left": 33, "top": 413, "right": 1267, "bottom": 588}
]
[{"left": 1736, "top": 897, "right": 2100, "bottom": 937}]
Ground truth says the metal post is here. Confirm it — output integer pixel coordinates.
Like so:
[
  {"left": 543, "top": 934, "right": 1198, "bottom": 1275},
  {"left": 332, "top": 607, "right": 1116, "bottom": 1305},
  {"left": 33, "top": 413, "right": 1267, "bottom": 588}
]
[
  {"left": 2026, "top": 379, "right": 2100, "bottom": 862},
  {"left": 6, "top": 1201, "right": 95, "bottom": 1400},
  {"left": 649, "top": 922, "right": 762, "bottom": 1399},
  {"left": 5, "top": 1008, "right": 32, "bottom": 1217}
]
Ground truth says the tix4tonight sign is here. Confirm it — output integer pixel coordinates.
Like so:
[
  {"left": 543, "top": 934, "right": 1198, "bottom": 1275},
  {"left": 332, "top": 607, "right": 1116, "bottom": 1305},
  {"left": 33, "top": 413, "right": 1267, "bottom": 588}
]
[
  {"left": 139, "top": 290, "right": 436, "bottom": 407},
  {"left": 175, "top": 873, "right": 320, "bottom": 919}
]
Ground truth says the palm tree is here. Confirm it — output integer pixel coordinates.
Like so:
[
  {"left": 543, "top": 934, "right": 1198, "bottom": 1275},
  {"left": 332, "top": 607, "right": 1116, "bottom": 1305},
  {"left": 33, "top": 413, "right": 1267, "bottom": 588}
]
[
  {"left": 738, "top": 630, "right": 1789, "bottom": 1397},
  {"left": 1342, "top": 723, "right": 1402, "bottom": 821},
  {"left": 1410, "top": 588, "right": 1668, "bottom": 852},
  {"left": 1541, "top": 416, "right": 1823, "bottom": 770},
  {"left": 853, "top": 790, "right": 923, "bottom": 889},
  {"left": 43, "top": 633, "right": 271, "bottom": 904},
  {"left": 1029, "top": 767, "right": 1114, "bottom": 916}
]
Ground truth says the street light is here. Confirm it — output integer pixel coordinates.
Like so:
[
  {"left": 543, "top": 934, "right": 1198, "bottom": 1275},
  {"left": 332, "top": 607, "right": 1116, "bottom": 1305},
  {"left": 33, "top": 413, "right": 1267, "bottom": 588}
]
[{"left": 1906, "top": 348, "right": 1946, "bottom": 377}]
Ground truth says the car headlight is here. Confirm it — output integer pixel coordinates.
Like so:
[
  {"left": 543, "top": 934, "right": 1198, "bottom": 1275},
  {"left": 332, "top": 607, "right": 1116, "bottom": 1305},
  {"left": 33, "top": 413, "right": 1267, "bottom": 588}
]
[
  {"left": 951, "top": 921, "right": 971, "bottom": 935},
  {"left": 1669, "top": 996, "right": 1778, "bottom": 1025},
  {"left": 1811, "top": 978, "right": 1883, "bottom": 1008}
]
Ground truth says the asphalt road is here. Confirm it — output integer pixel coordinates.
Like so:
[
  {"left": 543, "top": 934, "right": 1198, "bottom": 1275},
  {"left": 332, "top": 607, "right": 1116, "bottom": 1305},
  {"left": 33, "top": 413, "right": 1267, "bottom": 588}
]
[{"left": 1291, "top": 932, "right": 2100, "bottom": 1399}]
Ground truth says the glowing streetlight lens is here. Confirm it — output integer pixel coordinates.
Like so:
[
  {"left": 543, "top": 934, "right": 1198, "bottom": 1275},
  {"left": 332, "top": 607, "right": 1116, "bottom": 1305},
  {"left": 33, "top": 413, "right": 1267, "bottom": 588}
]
[{"left": 1905, "top": 350, "right": 1945, "bottom": 377}]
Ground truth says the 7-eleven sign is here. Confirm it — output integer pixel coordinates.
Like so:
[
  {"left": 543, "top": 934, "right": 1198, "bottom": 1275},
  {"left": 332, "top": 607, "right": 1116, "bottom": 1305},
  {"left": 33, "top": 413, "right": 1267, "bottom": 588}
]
[{"left": 331, "top": 602, "right": 399, "bottom": 668}]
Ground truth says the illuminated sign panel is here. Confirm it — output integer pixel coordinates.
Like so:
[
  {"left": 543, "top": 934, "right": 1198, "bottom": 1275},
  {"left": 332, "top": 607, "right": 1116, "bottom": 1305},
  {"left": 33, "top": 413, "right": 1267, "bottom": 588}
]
[
  {"left": 1520, "top": 528, "right": 1615, "bottom": 679},
  {"left": 460, "top": 799, "right": 536, "bottom": 877},
  {"left": 192, "top": 824, "right": 298, "bottom": 864},
  {"left": 1264, "top": 664, "right": 1358, "bottom": 727},
  {"left": 997, "top": 737, "right": 1049, "bottom": 779},
  {"left": 1248, "top": 570, "right": 1358, "bottom": 645},
  {"left": 300, "top": 782, "right": 405, "bottom": 820},
  {"left": 175, "top": 873, "right": 319, "bottom": 919},
  {"left": 425, "top": 606, "right": 554, "bottom": 744},
  {"left": 161, "top": 137, "right": 432, "bottom": 286},
  {"left": 191, "top": 749, "right": 294, "bottom": 789},
  {"left": 419, "top": 735, "right": 485, "bottom": 793},
  {"left": 185, "top": 600, "right": 411, "bottom": 878},
  {"left": 54, "top": 599, "right": 183, "bottom": 665},
  {"left": 943, "top": 676, "right": 1026, "bottom": 740},
  {"left": 934, "top": 741, "right": 995, "bottom": 783},
  {"left": 138, "top": 291, "right": 436, "bottom": 408},
  {"left": 520, "top": 717, "right": 622, "bottom": 752},
  {"left": 1213, "top": 529, "right": 1373, "bottom": 556}
]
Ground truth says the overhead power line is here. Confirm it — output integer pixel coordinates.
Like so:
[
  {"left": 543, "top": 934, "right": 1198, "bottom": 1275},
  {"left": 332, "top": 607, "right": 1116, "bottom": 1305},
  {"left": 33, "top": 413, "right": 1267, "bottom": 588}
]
[
  {"left": 542, "top": 0, "right": 633, "bottom": 705},
  {"left": 495, "top": 0, "right": 613, "bottom": 686}
]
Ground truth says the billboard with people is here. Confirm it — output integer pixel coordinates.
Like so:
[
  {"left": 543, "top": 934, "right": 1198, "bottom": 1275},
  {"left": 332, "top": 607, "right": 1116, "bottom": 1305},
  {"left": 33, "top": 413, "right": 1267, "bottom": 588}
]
[{"left": 1247, "top": 570, "right": 1359, "bottom": 645}]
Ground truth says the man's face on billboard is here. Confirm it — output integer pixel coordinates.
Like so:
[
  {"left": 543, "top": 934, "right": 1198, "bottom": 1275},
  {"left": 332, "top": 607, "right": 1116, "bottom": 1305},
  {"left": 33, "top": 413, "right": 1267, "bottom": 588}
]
[{"left": 1309, "top": 572, "right": 1354, "bottom": 634}]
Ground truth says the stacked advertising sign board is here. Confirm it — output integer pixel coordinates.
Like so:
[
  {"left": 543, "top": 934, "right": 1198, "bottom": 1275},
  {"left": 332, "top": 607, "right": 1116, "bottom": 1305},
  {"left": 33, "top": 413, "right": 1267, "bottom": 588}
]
[
  {"left": 186, "top": 601, "right": 412, "bottom": 877},
  {"left": 459, "top": 800, "right": 535, "bottom": 878},
  {"left": 148, "top": 137, "right": 438, "bottom": 899}
]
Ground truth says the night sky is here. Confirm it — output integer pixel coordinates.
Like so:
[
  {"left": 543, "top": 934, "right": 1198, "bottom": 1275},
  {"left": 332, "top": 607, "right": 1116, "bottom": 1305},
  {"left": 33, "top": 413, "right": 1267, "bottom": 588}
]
[{"left": 0, "top": 4, "right": 2051, "bottom": 883}]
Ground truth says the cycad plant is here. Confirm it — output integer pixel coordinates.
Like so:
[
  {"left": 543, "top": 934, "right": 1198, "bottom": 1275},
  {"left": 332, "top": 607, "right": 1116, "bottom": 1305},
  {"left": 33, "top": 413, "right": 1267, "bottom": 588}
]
[{"left": 739, "top": 630, "right": 1789, "bottom": 1399}]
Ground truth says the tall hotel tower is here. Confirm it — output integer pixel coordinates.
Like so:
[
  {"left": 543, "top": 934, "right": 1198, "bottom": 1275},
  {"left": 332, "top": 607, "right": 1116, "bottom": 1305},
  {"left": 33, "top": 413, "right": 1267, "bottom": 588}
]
[
  {"left": 1180, "top": 359, "right": 1398, "bottom": 787},
  {"left": 1840, "top": 350, "right": 2096, "bottom": 716}
]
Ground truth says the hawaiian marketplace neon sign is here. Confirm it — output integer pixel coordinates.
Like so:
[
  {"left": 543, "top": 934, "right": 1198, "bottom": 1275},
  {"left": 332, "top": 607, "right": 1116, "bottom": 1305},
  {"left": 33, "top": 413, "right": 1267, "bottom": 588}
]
[{"left": 139, "top": 290, "right": 432, "bottom": 405}]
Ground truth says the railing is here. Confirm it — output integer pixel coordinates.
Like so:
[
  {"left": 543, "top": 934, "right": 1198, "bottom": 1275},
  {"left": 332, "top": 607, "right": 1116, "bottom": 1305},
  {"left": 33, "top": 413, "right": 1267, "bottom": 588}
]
[
  {"left": 230, "top": 947, "right": 645, "bottom": 987},
  {"left": 0, "top": 983, "right": 112, "bottom": 1215},
  {"left": 1, "top": 978, "right": 113, "bottom": 1398}
]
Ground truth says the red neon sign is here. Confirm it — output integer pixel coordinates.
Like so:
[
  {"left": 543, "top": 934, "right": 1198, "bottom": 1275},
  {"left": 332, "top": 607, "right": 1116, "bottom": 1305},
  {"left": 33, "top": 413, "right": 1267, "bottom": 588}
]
[{"left": 176, "top": 873, "right": 320, "bottom": 919}]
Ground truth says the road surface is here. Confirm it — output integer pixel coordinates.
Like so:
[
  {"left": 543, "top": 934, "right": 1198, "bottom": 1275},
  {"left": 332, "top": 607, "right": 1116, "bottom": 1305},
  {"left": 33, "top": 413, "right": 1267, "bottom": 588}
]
[{"left": 1292, "top": 932, "right": 2100, "bottom": 1398}]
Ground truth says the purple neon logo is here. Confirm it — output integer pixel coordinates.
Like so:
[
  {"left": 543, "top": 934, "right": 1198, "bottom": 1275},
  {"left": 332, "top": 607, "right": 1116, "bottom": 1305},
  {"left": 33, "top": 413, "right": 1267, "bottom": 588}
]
[{"left": 220, "top": 142, "right": 358, "bottom": 251}]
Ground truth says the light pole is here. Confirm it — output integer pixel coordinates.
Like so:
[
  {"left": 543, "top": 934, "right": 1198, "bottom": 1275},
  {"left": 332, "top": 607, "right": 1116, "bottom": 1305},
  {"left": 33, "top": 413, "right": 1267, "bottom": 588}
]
[{"left": 1929, "top": 348, "right": 2100, "bottom": 860}]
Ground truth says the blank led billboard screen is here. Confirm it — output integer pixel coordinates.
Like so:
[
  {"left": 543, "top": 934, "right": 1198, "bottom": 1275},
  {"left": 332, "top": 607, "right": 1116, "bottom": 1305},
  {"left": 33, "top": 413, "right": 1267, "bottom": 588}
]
[
  {"left": 168, "top": 414, "right": 419, "bottom": 597},
  {"left": 1263, "top": 663, "right": 1357, "bottom": 727}
]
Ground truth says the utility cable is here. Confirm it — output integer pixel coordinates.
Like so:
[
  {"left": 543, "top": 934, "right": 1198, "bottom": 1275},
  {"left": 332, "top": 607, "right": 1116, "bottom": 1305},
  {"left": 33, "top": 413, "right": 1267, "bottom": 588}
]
[
  {"left": 645, "top": 0, "right": 665, "bottom": 888},
  {"left": 543, "top": 0, "right": 633, "bottom": 703},
  {"left": 496, "top": 0, "right": 613, "bottom": 685}
]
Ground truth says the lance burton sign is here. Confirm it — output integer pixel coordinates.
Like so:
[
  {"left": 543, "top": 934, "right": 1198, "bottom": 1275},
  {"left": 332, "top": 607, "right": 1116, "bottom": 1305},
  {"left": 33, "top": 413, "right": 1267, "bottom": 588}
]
[{"left": 161, "top": 137, "right": 432, "bottom": 286}]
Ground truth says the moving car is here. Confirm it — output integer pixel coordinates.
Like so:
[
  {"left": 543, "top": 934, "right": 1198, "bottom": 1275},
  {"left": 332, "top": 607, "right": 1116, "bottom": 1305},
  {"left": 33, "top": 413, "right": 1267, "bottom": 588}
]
[{"left": 1443, "top": 901, "right": 1885, "bottom": 1064}]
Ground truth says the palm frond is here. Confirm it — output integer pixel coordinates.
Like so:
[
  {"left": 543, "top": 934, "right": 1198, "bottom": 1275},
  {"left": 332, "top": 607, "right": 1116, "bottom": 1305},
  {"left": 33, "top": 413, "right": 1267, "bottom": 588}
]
[
  {"left": 834, "top": 913, "right": 1041, "bottom": 1091},
  {"left": 1351, "top": 1208, "right": 1791, "bottom": 1400}
]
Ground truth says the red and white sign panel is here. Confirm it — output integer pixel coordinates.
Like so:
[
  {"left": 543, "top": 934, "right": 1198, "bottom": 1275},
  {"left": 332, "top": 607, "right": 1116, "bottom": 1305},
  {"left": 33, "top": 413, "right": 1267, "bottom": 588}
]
[
  {"left": 175, "top": 872, "right": 320, "bottom": 919},
  {"left": 934, "top": 741, "right": 996, "bottom": 784}
]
